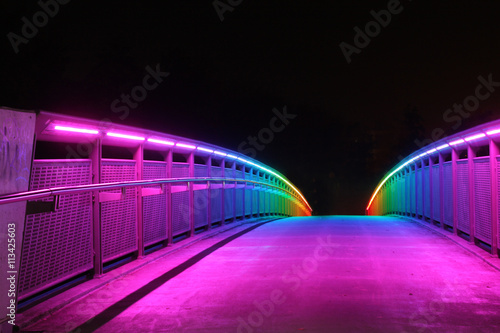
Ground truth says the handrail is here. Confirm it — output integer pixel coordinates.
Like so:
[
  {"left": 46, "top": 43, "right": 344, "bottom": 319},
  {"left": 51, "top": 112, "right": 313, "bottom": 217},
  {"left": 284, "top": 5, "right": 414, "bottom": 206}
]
[
  {"left": 0, "top": 177, "right": 306, "bottom": 207},
  {"left": 366, "top": 118, "right": 500, "bottom": 211}
]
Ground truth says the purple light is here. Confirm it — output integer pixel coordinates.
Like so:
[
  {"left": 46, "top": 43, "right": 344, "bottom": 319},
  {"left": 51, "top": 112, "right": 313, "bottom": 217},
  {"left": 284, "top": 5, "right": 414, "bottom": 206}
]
[
  {"left": 176, "top": 143, "right": 196, "bottom": 149},
  {"left": 226, "top": 154, "right": 237, "bottom": 159},
  {"left": 147, "top": 138, "right": 175, "bottom": 146},
  {"left": 425, "top": 148, "right": 437, "bottom": 155},
  {"left": 449, "top": 138, "right": 465, "bottom": 146},
  {"left": 464, "top": 133, "right": 486, "bottom": 142},
  {"left": 197, "top": 147, "right": 213, "bottom": 153},
  {"left": 237, "top": 157, "right": 249, "bottom": 163},
  {"left": 437, "top": 144, "right": 449, "bottom": 150},
  {"left": 214, "top": 151, "right": 227, "bottom": 157},
  {"left": 487, "top": 128, "right": 500, "bottom": 136},
  {"left": 54, "top": 125, "right": 99, "bottom": 135},
  {"left": 107, "top": 132, "right": 145, "bottom": 141}
]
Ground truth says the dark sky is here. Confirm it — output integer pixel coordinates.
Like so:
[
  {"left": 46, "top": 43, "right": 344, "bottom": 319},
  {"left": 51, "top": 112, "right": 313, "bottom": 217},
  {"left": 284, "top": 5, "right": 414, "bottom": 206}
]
[{"left": 2, "top": 0, "right": 500, "bottom": 214}]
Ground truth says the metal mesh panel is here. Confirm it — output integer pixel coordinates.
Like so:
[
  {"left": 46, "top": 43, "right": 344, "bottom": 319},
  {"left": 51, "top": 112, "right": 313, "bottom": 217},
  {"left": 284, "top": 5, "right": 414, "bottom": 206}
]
[
  {"left": 245, "top": 189, "right": 252, "bottom": 215},
  {"left": 194, "top": 165, "right": 208, "bottom": 178},
  {"left": 224, "top": 188, "right": 234, "bottom": 219},
  {"left": 259, "top": 187, "right": 265, "bottom": 214},
  {"left": 211, "top": 166, "right": 222, "bottom": 177},
  {"left": 235, "top": 187, "right": 243, "bottom": 217},
  {"left": 172, "top": 191, "right": 190, "bottom": 235},
  {"left": 497, "top": 157, "right": 500, "bottom": 249},
  {"left": 172, "top": 163, "right": 189, "bottom": 178},
  {"left": 410, "top": 170, "right": 415, "bottom": 214},
  {"left": 443, "top": 162, "right": 453, "bottom": 226},
  {"left": 416, "top": 169, "right": 422, "bottom": 215},
  {"left": 101, "top": 160, "right": 137, "bottom": 262},
  {"left": 210, "top": 188, "right": 222, "bottom": 223},
  {"left": 172, "top": 163, "right": 190, "bottom": 235},
  {"left": 143, "top": 161, "right": 167, "bottom": 246},
  {"left": 20, "top": 160, "right": 93, "bottom": 299},
  {"left": 253, "top": 188, "right": 259, "bottom": 214},
  {"left": 457, "top": 160, "right": 470, "bottom": 234},
  {"left": 473, "top": 158, "right": 491, "bottom": 244},
  {"left": 432, "top": 165, "right": 440, "bottom": 222},
  {"left": 194, "top": 165, "right": 208, "bottom": 227},
  {"left": 424, "top": 166, "right": 430, "bottom": 218}
]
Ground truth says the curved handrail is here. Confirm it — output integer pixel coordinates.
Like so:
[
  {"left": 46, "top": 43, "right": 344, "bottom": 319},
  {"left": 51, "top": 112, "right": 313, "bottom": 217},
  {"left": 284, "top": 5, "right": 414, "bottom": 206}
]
[
  {"left": 366, "top": 118, "right": 500, "bottom": 212},
  {"left": 0, "top": 177, "right": 307, "bottom": 207}
]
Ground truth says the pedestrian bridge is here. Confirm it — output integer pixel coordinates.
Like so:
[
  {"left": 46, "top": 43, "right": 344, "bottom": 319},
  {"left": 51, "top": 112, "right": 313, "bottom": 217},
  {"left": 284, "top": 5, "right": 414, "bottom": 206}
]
[{"left": 1, "top": 108, "right": 500, "bottom": 332}]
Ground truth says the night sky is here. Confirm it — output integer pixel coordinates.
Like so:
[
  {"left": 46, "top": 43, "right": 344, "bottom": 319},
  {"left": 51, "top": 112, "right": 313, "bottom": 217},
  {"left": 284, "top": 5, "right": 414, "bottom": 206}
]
[{"left": 2, "top": 0, "right": 500, "bottom": 215}]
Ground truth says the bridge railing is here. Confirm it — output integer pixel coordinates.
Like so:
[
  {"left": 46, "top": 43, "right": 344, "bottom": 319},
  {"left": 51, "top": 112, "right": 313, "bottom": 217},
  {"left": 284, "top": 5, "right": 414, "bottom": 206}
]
[
  {"left": 0, "top": 109, "right": 311, "bottom": 308},
  {"left": 366, "top": 119, "right": 500, "bottom": 258}
]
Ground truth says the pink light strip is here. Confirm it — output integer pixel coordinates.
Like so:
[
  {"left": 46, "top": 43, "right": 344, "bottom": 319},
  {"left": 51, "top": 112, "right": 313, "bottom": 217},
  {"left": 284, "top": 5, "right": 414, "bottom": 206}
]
[
  {"left": 197, "top": 147, "right": 213, "bottom": 153},
  {"left": 464, "top": 133, "right": 486, "bottom": 142},
  {"left": 107, "top": 132, "right": 145, "bottom": 141},
  {"left": 54, "top": 125, "right": 99, "bottom": 135},
  {"left": 147, "top": 138, "right": 175, "bottom": 146},
  {"left": 449, "top": 138, "right": 465, "bottom": 146},
  {"left": 487, "top": 128, "right": 500, "bottom": 136},
  {"left": 176, "top": 143, "right": 196, "bottom": 149}
]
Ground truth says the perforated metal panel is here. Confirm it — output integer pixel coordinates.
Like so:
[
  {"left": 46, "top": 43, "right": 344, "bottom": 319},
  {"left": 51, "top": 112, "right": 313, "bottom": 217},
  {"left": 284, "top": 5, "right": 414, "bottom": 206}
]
[
  {"left": 224, "top": 188, "right": 234, "bottom": 219},
  {"left": 171, "top": 163, "right": 190, "bottom": 235},
  {"left": 416, "top": 169, "right": 422, "bottom": 215},
  {"left": 210, "top": 166, "right": 222, "bottom": 222},
  {"left": 401, "top": 177, "right": 406, "bottom": 214},
  {"left": 101, "top": 159, "right": 137, "bottom": 262},
  {"left": 259, "top": 186, "right": 265, "bottom": 214},
  {"left": 20, "top": 160, "right": 93, "bottom": 299},
  {"left": 497, "top": 157, "right": 500, "bottom": 249},
  {"left": 423, "top": 166, "right": 430, "bottom": 218},
  {"left": 456, "top": 160, "right": 470, "bottom": 234},
  {"left": 432, "top": 165, "right": 440, "bottom": 222},
  {"left": 410, "top": 170, "right": 415, "bottom": 214},
  {"left": 234, "top": 169, "right": 244, "bottom": 217},
  {"left": 473, "top": 158, "right": 491, "bottom": 244},
  {"left": 442, "top": 162, "right": 453, "bottom": 226},
  {"left": 194, "top": 165, "right": 208, "bottom": 227},
  {"left": 143, "top": 161, "right": 167, "bottom": 246},
  {"left": 245, "top": 189, "right": 252, "bottom": 215}
]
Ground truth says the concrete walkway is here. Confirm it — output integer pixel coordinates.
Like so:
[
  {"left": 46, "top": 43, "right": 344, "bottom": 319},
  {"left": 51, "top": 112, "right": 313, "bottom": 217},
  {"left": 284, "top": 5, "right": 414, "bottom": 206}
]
[{"left": 23, "top": 216, "right": 500, "bottom": 332}]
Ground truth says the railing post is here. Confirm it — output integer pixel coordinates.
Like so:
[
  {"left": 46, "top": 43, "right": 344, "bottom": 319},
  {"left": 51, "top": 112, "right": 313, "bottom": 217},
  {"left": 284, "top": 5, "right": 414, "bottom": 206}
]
[
  {"left": 468, "top": 144, "right": 476, "bottom": 243},
  {"left": 490, "top": 139, "right": 499, "bottom": 256},
  {"left": 134, "top": 144, "right": 144, "bottom": 258},
  {"left": 429, "top": 156, "right": 434, "bottom": 224},
  {"left": 207, "top": 155, "right": 212, "bottom": 231},
  {"left": 452, "top": 147, "right": 459, "bottom": 235},
  {"left": 166, "top": 149, "right": 173, "bottom": 245},
  {"left": 220, "top": 158, "right": 226, "bottom": 226},
  {"left": 188, "top": 151, "right": 195, "bottom": 236},
  {"left": 91, "top": 138, "right": 103, "bottom": 277},
  {"left": 439, "top": 151, "right": 445, "bottom": 230}
]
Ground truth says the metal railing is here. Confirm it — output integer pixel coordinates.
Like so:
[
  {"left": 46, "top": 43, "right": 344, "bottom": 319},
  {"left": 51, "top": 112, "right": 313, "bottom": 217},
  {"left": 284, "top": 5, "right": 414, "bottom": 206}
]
[{"left": 366, "top": 119, "right": 500, "bottom": 257}]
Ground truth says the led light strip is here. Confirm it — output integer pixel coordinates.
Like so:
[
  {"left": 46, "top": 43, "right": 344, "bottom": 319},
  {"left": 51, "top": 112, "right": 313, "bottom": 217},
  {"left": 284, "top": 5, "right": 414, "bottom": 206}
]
[
  {"left": 107, "top": 132, "right": 145, "bottom": 141},
  {"left": 147, "top": 138, "right": 175, "bottom": 146},
  {"left": 54, "top": 125, "right": 99, "bottom": 134}
]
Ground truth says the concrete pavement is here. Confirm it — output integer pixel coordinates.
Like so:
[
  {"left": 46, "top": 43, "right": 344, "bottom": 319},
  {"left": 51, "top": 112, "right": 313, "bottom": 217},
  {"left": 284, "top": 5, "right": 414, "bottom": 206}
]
[{"left": 22, "top": 216, "right": 500, "bottom": 332}]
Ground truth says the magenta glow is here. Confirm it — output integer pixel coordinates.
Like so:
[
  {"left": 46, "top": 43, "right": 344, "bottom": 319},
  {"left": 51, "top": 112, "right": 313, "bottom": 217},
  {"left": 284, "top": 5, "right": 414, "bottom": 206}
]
[
  {"left": 487, "top": 128, "right": 500, "bottom": 136},
  {"left": 54, "top": 125, "right": 99, "bottom": 135},
  {"left": 176, "top": 143, "right": 196, "bottom": 149},
  {"left": 449, "top": 138, "right": 465, "bottom": 146},
  {"left": 197, "top": 147, "right": 214, "bottom": 153},
  {"left": 464, "top": 133, "right": 486, "bottom": 142},
  {"left": 147, "top": 138, "right": 175, "bottom": 146},
  {"left": 107, "top": 132, "right": 145, "bottom": 141}
]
